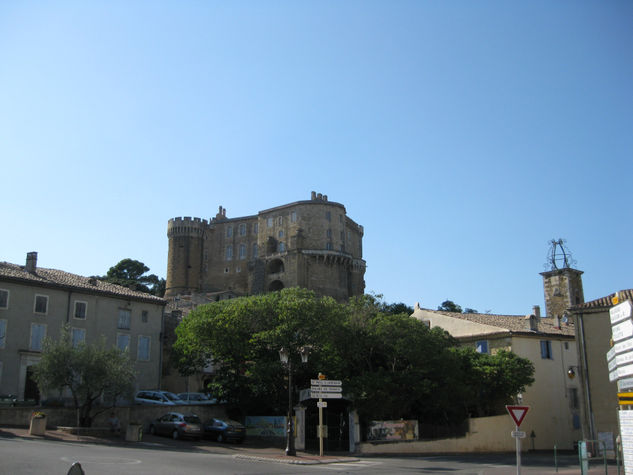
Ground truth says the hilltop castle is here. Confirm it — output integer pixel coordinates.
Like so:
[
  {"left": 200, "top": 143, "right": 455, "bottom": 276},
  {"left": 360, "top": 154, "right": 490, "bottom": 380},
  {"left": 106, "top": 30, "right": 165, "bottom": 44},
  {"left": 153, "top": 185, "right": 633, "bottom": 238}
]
[{"left": 165, "top": 192, "right": 366, "bottom": 301}]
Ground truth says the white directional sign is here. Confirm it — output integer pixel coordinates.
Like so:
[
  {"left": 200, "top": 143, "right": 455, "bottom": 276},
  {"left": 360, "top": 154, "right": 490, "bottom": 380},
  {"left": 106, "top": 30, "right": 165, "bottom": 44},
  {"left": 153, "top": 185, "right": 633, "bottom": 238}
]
[
  {"left": 310, "top": 390, "right": 343, "bottom": 399},
  {"left": 611, "top": 300, "right": 633, "bottom": 325},
  {"left": 310, "top": 386, "right": 342, "bottom": 393},
  {"left": 511, "top": 431, "right": 526, "bottom": 439},
  {"left": 310, "top": 379, "right": 342, "bottom": 386}
]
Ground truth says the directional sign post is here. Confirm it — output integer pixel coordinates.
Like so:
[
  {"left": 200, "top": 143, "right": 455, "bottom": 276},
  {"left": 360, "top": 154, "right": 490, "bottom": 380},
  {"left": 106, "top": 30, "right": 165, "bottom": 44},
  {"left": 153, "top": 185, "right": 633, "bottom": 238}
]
[
  {"left": 311, "top": 377, "right": 342, "bottom": 456},
  {"left": 506, "top": 405, "right": 530, "bottom": 475}
]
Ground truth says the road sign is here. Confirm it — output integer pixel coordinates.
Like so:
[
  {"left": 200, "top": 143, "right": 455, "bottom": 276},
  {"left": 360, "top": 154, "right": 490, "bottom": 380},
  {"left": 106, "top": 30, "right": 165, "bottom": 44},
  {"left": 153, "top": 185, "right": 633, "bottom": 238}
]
[
  {"left": 310, "top": 390, "right": 342, "bottom": 399},
  {"left": 506, "top": 405, "right": 530, "bottom": 427},
  {"left": 511, "top": 431, "right": 526, "bottom": 438},
  {"left": 619, "top": 392, "right": 633, "bottom": 405},
  {"left": 317, "top": 401, "right": 327, "bottom": 408},
  {"left": 310, "top": 379, "right": 342, "bottom": 386},
  {"left": 611, "top": 300, "right": 633, "bottom": 325},
  {"left": 310, "top": 386, "right": 342, "bottom": 393},
  {"left": 613, "top": 319, "right": 633, "bottom": 343}
]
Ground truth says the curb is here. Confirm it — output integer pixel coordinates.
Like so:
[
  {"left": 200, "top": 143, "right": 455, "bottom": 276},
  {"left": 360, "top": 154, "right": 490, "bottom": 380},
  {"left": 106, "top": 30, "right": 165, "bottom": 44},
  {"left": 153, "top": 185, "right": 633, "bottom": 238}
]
[{"left": 234, "top": 454, "right": 360, "bottom": 465}]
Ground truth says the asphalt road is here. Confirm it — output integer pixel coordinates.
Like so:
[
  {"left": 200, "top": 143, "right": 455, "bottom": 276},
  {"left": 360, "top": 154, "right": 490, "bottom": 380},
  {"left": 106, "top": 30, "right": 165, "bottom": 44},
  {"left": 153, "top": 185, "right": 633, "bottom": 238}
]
[{"left": 0, "top": 434, "right": 619, "bottom": 475}]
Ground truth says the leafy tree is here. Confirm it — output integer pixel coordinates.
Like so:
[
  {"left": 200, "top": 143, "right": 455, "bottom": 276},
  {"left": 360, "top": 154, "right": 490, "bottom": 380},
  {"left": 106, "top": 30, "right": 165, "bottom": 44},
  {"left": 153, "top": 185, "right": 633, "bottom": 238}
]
[
  {"left": 438, "top": 300, "right": 463, "bottom": 313},
  {"left": 32, "top": 328, "right": 136, "bottom": 427},
  {"left": 99, "top": 258, "right": 165, "bottom": 296},
  {"left": 463, "top": 308, "right": 478, "bottom": 314}
]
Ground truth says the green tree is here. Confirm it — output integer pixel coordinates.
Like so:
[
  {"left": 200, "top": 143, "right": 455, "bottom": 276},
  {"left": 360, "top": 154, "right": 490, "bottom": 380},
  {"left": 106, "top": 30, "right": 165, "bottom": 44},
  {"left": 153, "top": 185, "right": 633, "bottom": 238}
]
[
  {"left": 32, "top": 328, "right": 136, "bottom": 427},
  {"left": 438, "top": 300, "right": 463, "bottom": 313},
  {"left": 99, "top": 258, "right": 165, "bottom": 296}
]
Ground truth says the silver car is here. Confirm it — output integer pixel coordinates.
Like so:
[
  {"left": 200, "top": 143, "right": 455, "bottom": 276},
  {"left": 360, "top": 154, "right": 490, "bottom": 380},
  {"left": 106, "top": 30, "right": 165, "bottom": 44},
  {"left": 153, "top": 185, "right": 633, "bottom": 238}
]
[
  {"left": 177, "top": 392, "right": 217, "bottom": 405},
  {"left": 134, "top": 390, "right": 183, "bottom": 405},
  {"left": 149, "top": 412, "right": 202, "bottom": 440}
]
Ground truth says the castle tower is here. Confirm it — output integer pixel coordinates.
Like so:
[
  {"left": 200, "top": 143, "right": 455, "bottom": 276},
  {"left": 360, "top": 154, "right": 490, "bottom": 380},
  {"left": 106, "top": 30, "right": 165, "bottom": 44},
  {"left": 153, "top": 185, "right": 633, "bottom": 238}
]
[
  {"left": 165, "top": 217, "right": 207, "bottom": 298},
  {"left": 540, "top": 239, "right": 584, "bottom": 317}
]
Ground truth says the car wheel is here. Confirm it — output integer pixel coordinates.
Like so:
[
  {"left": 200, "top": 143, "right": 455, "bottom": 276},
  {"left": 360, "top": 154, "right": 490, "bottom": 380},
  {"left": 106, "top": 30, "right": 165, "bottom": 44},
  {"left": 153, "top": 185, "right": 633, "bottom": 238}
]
[
  {"left": 172, "top": 430, "right": 179, "bottom": 440},
  {"left": 149, "top": 425, "right": 156, "bottom": 435},
  {"left": 216, "top": 433, "right": 224, "bottom": 443}
]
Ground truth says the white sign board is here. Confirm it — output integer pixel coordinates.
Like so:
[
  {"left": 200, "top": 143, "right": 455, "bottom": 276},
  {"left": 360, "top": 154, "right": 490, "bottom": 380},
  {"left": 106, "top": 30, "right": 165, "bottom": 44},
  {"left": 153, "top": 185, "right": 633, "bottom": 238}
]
[
  {"left": 310, "top": 386, "right": 342, "bottom": 393},
  {"left": 310, "top": 391, "right": 343, "bottom": 399},
  {"left": 615, "top": 339, "right": 633, "bottom": 355},
  {"left": 618, "top": 409, "right": 633, "bottom": 474},
  {"left": 310, "top": 379, "right": 342, "bottom": 386},
  {"left": 613, "top": 320, "right": 633, "bottom": 343},
  {"left": 611, "top": 300, "right": 633, "bottom": 325}
]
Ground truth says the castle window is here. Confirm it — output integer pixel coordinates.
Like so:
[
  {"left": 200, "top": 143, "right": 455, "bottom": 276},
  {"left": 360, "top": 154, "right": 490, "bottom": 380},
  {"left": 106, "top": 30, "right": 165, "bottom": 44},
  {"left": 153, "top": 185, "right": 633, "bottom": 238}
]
[
  {"left": 0, "top": 289, "right": 8, "bottom": 309},
  {"left": 476, "top": 340, "right": 489, "bottom": 354},
  {"left": 142, "top": 310, "right": 148, "bottom": 323},
  {"left": 226, "top": 245, "right": 233, "bottom": 261},
  {"left": 290, "top": 211, "right": 297, "bottom": 223},
  {"left": 278, "top": 216, "right": 283, "bottom": 226},
  {"left": 116, "top": 333, "right": 130, "bottom": 352},
  {"left": 239, "top": 224, "right": 246, "bottom": 236},
  {"left": 253, "top": 222, "right": 259, "bottom": 234},
  {"left": 137, "top": 335, "right": 151, "bottom": 361},
  {"left": 326, "top": 242, "right": 333, "bottom": 250},
  {"left": 34, "top": 295, "right": 48, "bottom": 315},
  {"left": 71, "top": 328, "right": 86, "bottom": 348},
  {"left": 239, "top": 244, "right": 246, "bottom": 260},
  {"left": 0, "top": 319, "right": 6, "bottom": 348},
  {"left": 339, "top": 215, "right": 343, "bottom": 223},
  {"left": 227, "top": 226, "right": 233, "bottom": 238},
  {"left": 340, "top": 231, "right": 344, "bottom": 241},
  {"left": 30, "top": 323, "right": 46, "bottom": 351},
  {"left": 279, "top": 242, "right": 286, "bottom": 252},
  {"left": 540, "top": 340, "right": 553, "bottom": 359},
  {"left": 74, "top": 301, "right": 87, "bottom": 319},
  {"left": 252, "top": 243, "right": 258, "bottom": 258},
  {"left": 326, "top": 211, "right": 331, "bottom": 221},
  {"left": 278, "top": 230, "right": 284, "bottom": 238},
  {"left": 118, "top": 309, "right": 131, "bottom": 330},
  {"left": 267, "top": 217, "right": 273, "bottom": 228}
]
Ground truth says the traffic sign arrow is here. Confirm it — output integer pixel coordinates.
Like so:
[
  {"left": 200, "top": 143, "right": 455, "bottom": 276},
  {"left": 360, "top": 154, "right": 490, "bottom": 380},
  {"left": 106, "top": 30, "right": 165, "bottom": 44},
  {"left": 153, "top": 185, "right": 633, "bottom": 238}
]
[{"left": 506, "top": 405, "right": 530, "bottom": 427}]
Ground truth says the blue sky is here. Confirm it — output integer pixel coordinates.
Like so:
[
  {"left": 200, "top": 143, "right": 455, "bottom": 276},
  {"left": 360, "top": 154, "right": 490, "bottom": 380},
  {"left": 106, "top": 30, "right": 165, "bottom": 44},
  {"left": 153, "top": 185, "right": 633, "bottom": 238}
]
[{"left": 1, "top": 1, "right": 631, "bottom": 315}]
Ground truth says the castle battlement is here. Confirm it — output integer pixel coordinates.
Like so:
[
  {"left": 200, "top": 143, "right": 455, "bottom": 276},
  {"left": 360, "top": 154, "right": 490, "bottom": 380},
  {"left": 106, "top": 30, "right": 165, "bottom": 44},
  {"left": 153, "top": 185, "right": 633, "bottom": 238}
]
[{"left": 167, "top": 217, "right": 208, "bottom": 238}]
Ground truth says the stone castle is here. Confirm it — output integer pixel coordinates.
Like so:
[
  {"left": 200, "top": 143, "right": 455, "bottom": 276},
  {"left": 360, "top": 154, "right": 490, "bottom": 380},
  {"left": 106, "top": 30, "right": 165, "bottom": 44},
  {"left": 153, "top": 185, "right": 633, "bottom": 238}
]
[{"left": 165, "top": 192, "right": 366, "bottom": 301}]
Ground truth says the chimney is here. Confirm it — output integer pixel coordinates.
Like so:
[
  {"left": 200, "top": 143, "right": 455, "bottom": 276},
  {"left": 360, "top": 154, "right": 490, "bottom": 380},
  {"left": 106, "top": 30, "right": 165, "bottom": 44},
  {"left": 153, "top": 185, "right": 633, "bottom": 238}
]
[
  {"left": 311, "top": 191, "right": 317, "bottom": 200},
  {"left": 532, "top": 305, "right": 541, "bottom": 318},
  {"left": 525, "top": 314, "right": 538, "bottom": 331},
  {"left": 26, "top": 252, "right": 38, "bottom": 273},
  {"left": 554, "top": 315, "right": 561, "bottom": 329}
]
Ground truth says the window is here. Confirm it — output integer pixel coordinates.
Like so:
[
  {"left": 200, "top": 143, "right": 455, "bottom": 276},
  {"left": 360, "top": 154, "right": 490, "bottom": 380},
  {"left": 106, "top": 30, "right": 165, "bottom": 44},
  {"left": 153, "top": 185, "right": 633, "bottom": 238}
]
[
  {"left": 278, "top": 242, "right": 286, "bottom": 252},
  {"left": 253, "top": 222, "right": 259, "bottom": 234},
  {"left": 326, "top": 242, "right": 333, "bottom": 250},
  {"left": 239, "top": 244, "right": 246, "bottom": 260},
  {"left": 339, "top": 214, "right": 343, "bottom": 223},
  {"left": 0, "top": 319, "right": 6, "bottom": 349},
  {"left": 71, "top": 328, "right": 85, "bottom": 348},
  {"left": 138, "top": 335, "right": 151, "bottom": 361},
  {"left": 326, "top": 211, "right": 331, "bottom": 221},
  {"left": 340, "top": 231, "right": 344, "bottom": 241},
  {"left": 117, "top": 333, "right": 130, "bottom": 352},
  {"left": 226, "top": 226, "right": 233, "bottom": 238},
  {"left": 74, "top": 301, "right": 87, "bottom": 319},
  {"left": 569, "top": 387, "right": 579, "bottom": 409},
  {"left": 252, "top": 243, "right": 258, "bottom": 258},
  {"left": 267, "top": 217, "right": 273, "bottom": 228},
  {"left": 30, "top": 323, "right": 46, "bottom": 351},
  {"left": 326, "top": 229, "right": 332, "bottom": 238},
  {"left": 290, "top": 211, "right": 297, "bottom": 223},
  {"left": 277, "top": 216, "right": 283, "bottom": 226},
  {"left": 564, "top": 342, "right": 569, "bottom": 350},
  {"left": 0, "top": 289, "right": 8, "bottom": 309},
  {"left": 118, "top": 309, "right": 131, "bottom": 330},
  {"left": 141, "top": 310, "right": 148, "bottom": 323},
  {"left": 278, "top": 230, "right": 284, "bottom": 238},
  {"left": 225, "top": 245, "right": 233, "bottom": 261},
  {"left": 540, "top": 340, "right": 553, "bottom": 359},
  {"left": 476, "top": 340, "right": 489, "bottom": 354},
  {"left": 34, "top": 295, "right": 48, "bottom": 314},
  {"left": 238, "top": 224, "right": 246, "bottom": 236}
]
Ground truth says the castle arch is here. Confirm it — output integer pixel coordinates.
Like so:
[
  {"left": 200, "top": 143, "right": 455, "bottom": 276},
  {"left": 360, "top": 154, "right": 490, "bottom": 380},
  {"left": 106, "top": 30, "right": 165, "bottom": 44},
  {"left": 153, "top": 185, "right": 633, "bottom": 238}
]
[
  {"left": 268, "top": 259, "right": 284, "bottom": 274},
  {"left": 269, "top": 280, "right": 284, "bottom": 292}
]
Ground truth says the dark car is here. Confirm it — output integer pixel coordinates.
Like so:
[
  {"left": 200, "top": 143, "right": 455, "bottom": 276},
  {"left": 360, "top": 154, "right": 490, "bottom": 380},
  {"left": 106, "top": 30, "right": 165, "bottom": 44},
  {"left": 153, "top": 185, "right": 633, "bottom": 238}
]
[
  {"left": 203, "top": 418, "right": 246, "bottom": 443},
  {"left": 149, "top": 412, "right": 203, "bottom": 440}
]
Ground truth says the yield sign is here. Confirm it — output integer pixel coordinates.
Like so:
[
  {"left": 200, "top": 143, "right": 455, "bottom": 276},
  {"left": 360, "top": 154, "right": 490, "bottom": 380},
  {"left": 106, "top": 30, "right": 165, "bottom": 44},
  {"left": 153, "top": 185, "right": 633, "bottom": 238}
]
[{"left": 506, "top": 405, "right": 530, "bottom": 427}]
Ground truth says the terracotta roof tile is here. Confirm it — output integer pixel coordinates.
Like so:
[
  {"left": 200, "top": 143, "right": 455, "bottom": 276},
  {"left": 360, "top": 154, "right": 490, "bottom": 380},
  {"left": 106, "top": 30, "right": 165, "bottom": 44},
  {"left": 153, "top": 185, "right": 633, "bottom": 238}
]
[
  {"left": 0, "top": 261, "right": 166, "bottom": 305},
  {"left": 570, "top": 290, "right": 633, "bottom": 311}
]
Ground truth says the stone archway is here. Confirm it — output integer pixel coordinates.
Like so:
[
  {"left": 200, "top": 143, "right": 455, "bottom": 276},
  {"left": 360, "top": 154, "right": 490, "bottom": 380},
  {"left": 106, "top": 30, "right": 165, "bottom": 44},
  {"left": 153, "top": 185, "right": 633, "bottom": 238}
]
[
  {"left": 267, "top": 259, "right": 285, "bottom": 274},
  {"left": 268, "top": 280, "right": 284, "bottom": 291}
]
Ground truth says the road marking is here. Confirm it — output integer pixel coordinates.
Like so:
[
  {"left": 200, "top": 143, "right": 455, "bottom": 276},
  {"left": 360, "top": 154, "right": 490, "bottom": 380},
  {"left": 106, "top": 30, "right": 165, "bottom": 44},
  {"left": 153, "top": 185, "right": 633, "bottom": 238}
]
[{"left": 60, "top": 456, "right": 142, "bottom": 465}]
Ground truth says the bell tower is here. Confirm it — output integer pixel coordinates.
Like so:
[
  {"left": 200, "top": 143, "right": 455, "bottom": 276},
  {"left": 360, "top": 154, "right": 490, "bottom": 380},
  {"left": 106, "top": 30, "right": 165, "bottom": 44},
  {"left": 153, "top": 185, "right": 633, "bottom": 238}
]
[{"left": 540, "top": 239, "right": 584, "bottom": 318}]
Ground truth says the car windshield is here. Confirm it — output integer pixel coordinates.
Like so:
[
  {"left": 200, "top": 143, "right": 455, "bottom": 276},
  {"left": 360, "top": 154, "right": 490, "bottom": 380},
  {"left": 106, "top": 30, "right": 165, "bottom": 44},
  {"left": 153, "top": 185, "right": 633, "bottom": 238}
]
[
  {"left": 163, "top": 392, "right": 181, "bottom": 401},
  {"left": 184, "top": 416, "right": 201, "bottom": 424}
]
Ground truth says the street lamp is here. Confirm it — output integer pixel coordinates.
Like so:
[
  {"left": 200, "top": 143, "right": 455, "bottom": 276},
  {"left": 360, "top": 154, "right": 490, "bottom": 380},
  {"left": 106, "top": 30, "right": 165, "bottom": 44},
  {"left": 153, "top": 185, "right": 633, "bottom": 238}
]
[{"left": 279, "top": 345, "right": 310, "bottom": 456}]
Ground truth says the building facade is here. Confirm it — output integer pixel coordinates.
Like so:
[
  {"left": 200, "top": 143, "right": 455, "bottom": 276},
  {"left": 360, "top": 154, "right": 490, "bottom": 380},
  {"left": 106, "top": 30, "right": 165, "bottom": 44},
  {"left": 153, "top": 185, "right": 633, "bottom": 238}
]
[
  {"left": 411, "top": 305, "right": 582, "bottom": 450},
  {"left": 0, "top": 253, "right": 166, "bottom": 401},
  {"left": 165, "top": 192, "right": 366, "bottom": 301}
]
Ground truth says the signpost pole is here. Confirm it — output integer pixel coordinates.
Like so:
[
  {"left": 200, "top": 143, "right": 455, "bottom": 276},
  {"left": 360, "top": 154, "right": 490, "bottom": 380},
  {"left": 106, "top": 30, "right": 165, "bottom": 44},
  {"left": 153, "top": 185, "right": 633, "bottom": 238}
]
[
  {"left": 319, "top": 397, "right": 324, "bottom": 457},
  {"left": 515, "top": 423, "right": 521, "bottom": 475}
]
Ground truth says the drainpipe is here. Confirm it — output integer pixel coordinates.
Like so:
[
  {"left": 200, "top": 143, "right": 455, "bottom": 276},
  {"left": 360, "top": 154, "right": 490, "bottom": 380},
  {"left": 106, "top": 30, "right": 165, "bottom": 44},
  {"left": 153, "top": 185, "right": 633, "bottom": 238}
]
[{"left": 578, "top": 312, "right": 596, "bottom": 441}]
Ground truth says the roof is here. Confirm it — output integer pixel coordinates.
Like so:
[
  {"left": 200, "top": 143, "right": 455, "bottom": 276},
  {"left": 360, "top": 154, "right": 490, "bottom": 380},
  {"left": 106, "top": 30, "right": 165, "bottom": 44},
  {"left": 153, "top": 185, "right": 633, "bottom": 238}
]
[
  {"left": 0, "top": 261, "right": 166, "bottom": 305},
  {"left": 570, "top": 289, "right": 633, "bottom": 312},
  {"left": 413, "top": 307, "right": 575, "bottom": 338}
]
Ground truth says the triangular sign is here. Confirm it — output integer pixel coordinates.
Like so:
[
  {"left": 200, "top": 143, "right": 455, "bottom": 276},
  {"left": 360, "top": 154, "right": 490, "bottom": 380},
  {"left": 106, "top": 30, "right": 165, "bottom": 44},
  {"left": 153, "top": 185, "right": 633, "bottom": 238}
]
[{"left": 506, "top": 405, "right": 530, "bottom": 427}]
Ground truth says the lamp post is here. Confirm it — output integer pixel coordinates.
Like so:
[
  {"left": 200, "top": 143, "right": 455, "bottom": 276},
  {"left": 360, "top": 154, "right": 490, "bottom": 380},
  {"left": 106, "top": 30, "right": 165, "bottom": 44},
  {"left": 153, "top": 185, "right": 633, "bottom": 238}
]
[{"left": 279, "top": 346, "right": 310, "bottom": 456}]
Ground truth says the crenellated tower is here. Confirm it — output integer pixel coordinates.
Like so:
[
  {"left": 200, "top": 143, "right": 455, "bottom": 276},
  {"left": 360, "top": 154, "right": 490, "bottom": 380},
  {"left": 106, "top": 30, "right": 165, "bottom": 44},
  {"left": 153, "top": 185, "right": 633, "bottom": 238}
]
[{"left": 165, "top": 217, "right": 207, "bottom": 298}]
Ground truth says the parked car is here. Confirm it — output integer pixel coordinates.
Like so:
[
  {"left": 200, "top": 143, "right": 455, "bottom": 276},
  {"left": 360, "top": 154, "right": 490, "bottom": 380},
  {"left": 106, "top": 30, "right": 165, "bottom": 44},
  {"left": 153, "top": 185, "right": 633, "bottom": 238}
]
[
  {"left": 177, "top": 392, "right": 217, "bottom": 405},
  {"left": 149, "top": 412, "right": 203, "bottom": 440},
  {"left": 203, "top": 418, "right": 246, "bottom": 443},
  {"left": 134, "top": 390, "right": 183, "bottom": 405}
]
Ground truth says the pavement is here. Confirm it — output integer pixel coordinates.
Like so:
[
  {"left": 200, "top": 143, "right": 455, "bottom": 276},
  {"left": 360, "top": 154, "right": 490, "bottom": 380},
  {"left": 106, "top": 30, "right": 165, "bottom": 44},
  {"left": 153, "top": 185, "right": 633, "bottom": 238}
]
[{"left": 0, "top": 426, "right": 357, "bottom": 465}]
